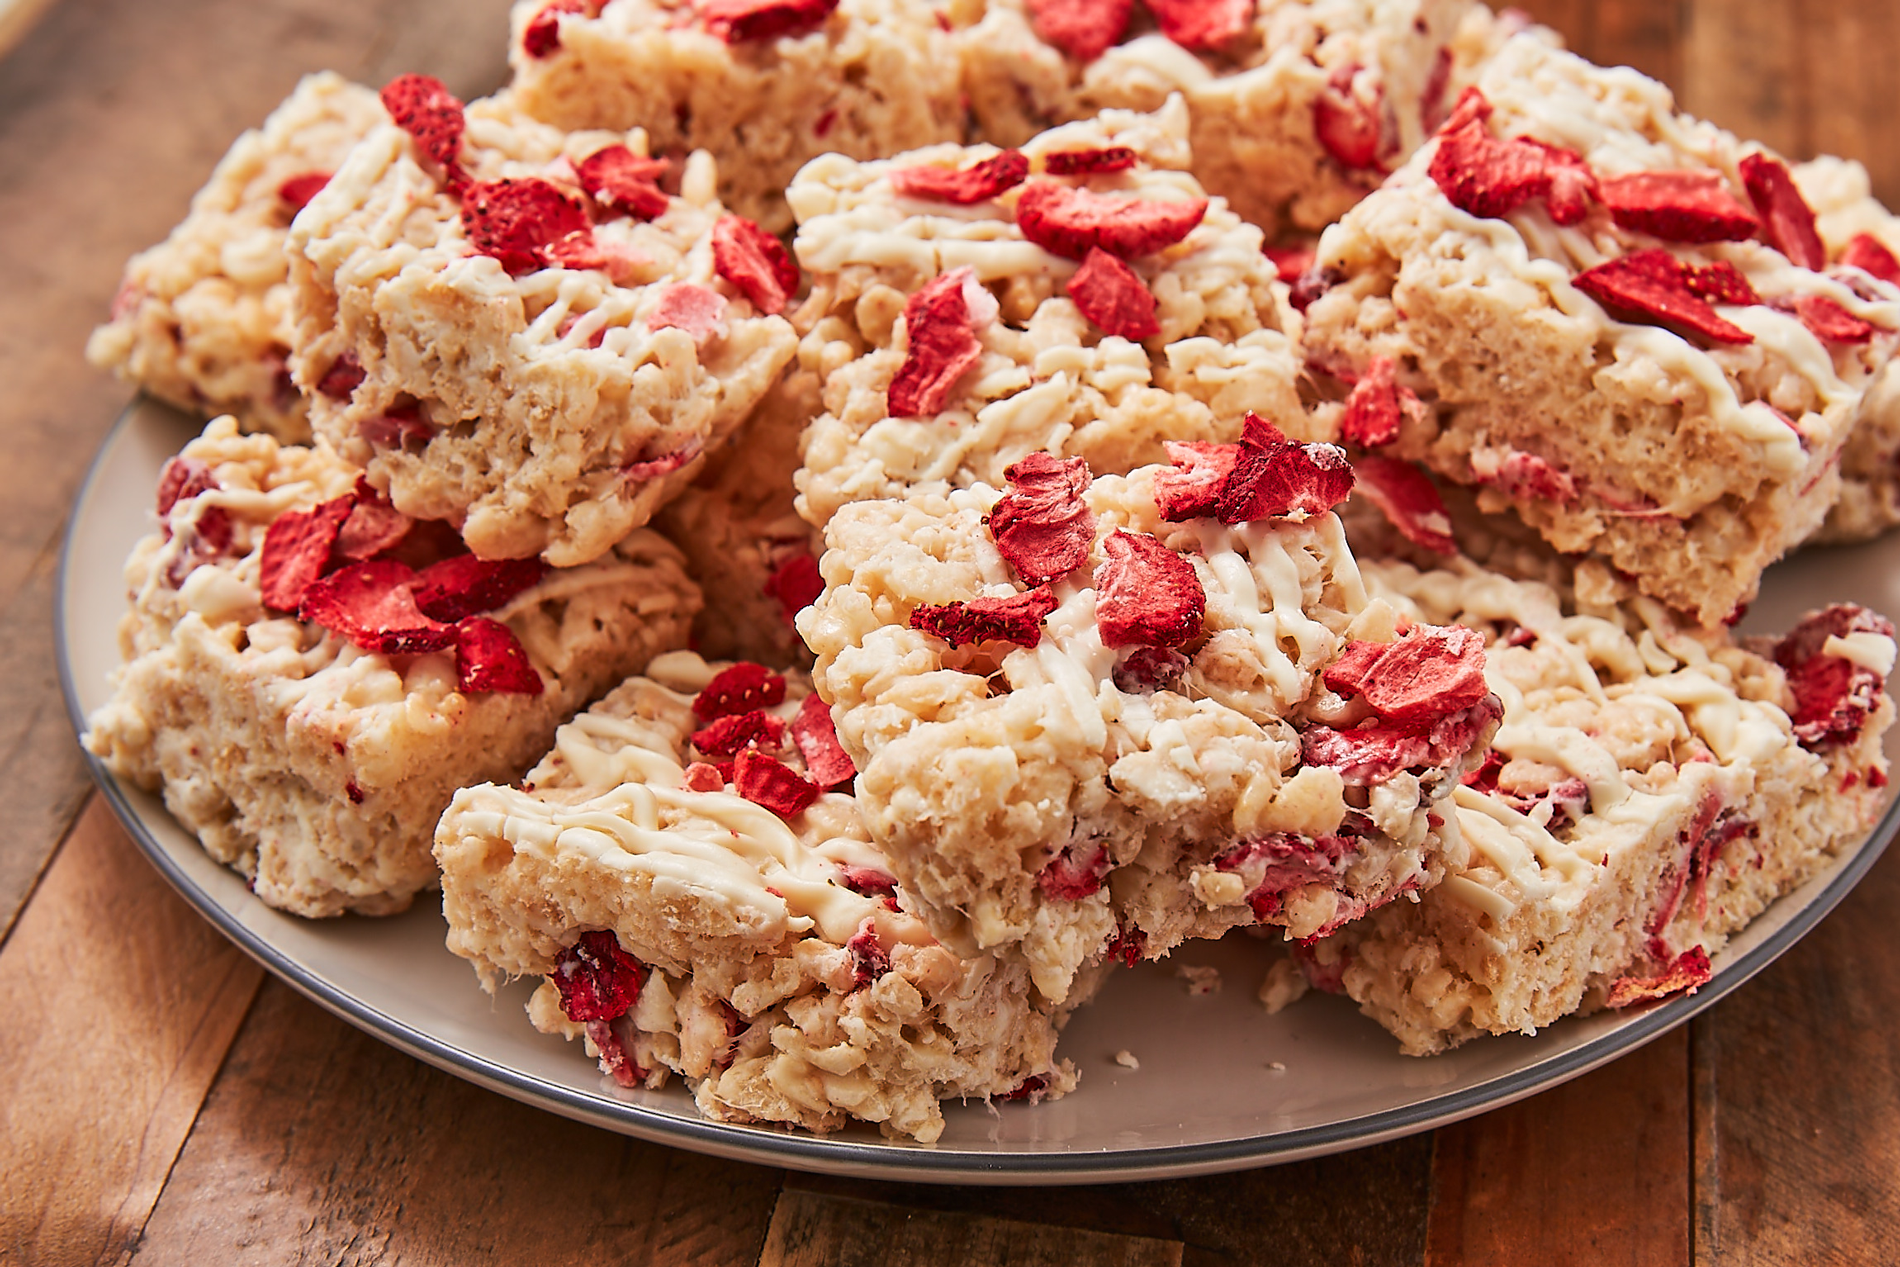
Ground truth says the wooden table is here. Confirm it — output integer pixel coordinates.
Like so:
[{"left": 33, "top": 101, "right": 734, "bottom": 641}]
[{"left": 3, "top": 1, "right": 1898, "bottom": 1262}]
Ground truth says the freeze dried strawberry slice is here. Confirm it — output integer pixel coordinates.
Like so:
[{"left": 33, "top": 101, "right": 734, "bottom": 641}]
[
  {"left": 1026, "top": 0, "right": 1131, "bottom": 62},
  {"left": 621, "top": 443, "right": 701, "bottom": 483},
  {"left": 1572, "top": 250, "right": 1754, "bottom": 345},
  {"left": 698, "top": 0, "right": 838, "bottom": 43},
  {"left": 1774, "top": 604, "right": 1895, "bottom": 749},
  {"left": 1527, "top": 140, "right": 1598, "bottom": 226},
  {"left": 792, "top": 691, "right": 856, "bottom": 788},
  {"left": 1438, "top": 84, "right": 1491, "bottom": 136},
  {"left": 646, "top": 283, "right": 728, "bottom": 339},
  {"left": 683, "top": 762, "right": 726, "bottom": 792},
  {"left": 691, "top": 708, "right": 787, "bottom": 757},
  {"left": 1263, "top": 244, "right": 1315, "bottom": 284},
  {"left": 380, "top": 74, "right": 466, "bottom": 186},
  {"left": 522, "top": 0, "right": 595, "bottom": 58},
  {"left": 1607, "top": 946, "right": 1712, "bottom": 1009},
  {"left": 156, "top": 456, "right": 218, "bottom": 517},
  {"left": 1112, "top": 646, "right": 1188, "bottom": 694},
  {"left": 711, "top": 214, "right": 799, "bottom": 315},
  {"left": 1301, "top": 695, "right": 1502, "bottom": 784},
  {"left": 1015, "top": 182, "right": 1209, "bottom": 260},
  {"left": 1066, "top": 246, "right": 1159, "bottom": 340},
  {"left": 552, "top": 930, "right": 644, "bottom": 1022},
  {"left": 763, "top": 552, "right": 824, "bottom": 625},
  {"left": 462, "top": 178, "right": 594, "bottom": 275},
  {"left": 277, "top": 171, "right": 331, "bottom": 213},
  {"left": 1339, "top": 356, "right": 1415, "bottom": 448},
  {"left": 694, "top": 662, "right": 788, "bottom": 719},
  {"left": 1215, "top": 414, "right": 1354, "bottom": 525},
  {"left": 890, "top": 149, "right": 1029, "bottom": 204},
  {"left": 839, "top": 865, "right": 899, "bottom": 909},
  {"left": 1094, "top": 530, "right": 1205, "bottom": 649},
  {"left": 575, "top": 144, "right": 670, "bottom": 221},
  {"left": 1683, "top": 260, "right": 1762, "bottom": 306},
  {"left": 299, "top": 559, "right": 456, "bottom": 653},
  {"left": 909, "top": 587, "right": 1060, "bottom": 649},
  {"left": 1352, "top": 455, "right": 1457, "bottom": 555},
  {"left": 455, "top": 616, "right": 544, "bottom": 694},
  {"left": 1469, "top": 446, "right": 1577, "bottom": 504},
  {"left": 1741, "top": 153, "right": 1826, "bottom": 271},
  {"left": 733, "top": 747, "right": 822, "bottom": 817},
  {"left": 1842, "top": 233, "right": 1900, "bottom": 286},
  {"left": 887, "top": 268, "right": 986, "bottom": 416},
  {"left": 991, "top": 452, "right": 1096, "bottom": 584},
  {"left": 1790, "top": 294, "right": 1879, "bottom": 344},
  {"left": 1155, "top": 440, "right": 1240, "bottom": 521},
  {"left": 1428, "top": 115, "right": 1556, "bottom": 220},
  {"left": 333, "top": 480, "right": 413, "bottom": 562},
  {"left": 411, "top": 554, "right": 549, "bottom": 621},
  {"left": 1146, "top": 0, "right": 1251, "bottom": 50},
  {"left": 316, "top": 351, "right": 366, "bottom": 400},
  {"left": 1597, "top": 170, "right": 1757, "bottom": 243},
  {"left": 1043, "top": 147, "right": 1137, "bottom": 175},
  {"left": 1038, "top": 839, "right": 1110, "bottom": 899},
  {"left": 845, "top": 919, "right": 891, "bottom": 989},
  {"left": 1321, "top": 624, "right": 1489, "bottom": 726},
  {"left": 1313, "top": 64, "right": 1384, "bottom": 171},
  {"left": 259, "top": 493, "right": 356, "bottom": 612}
]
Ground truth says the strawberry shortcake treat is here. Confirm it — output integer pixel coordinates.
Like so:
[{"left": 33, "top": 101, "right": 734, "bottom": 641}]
[
  {"left": 1292, "top": 557, "right": 1895, "bottom": 1053},
  {"left": 787, "top": 101, "right": 1309, "bottom": 531},
  {"left": 87, "top": 73, "right": 384, "bottom": 444},
  {"left": 287, "top": 75, "right": 799, "bottom": 568},
  {"left": 435, "top": 653, "right": 1093, "bottom": 1141},
  {"left": 83, "top": 417, "right": 700, "bottom": 918},
  {"left": 505, "top": 0, "right": 964, "bottom": 234},
  {"left": 799, "top": 433, "right": 1502, "bottom": 1003},
  {"left": 1299, "top": 37, "right": 1900, "bottom": 626}
]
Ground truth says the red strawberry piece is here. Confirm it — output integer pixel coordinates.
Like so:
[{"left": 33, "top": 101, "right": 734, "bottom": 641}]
[
  {"left": 1042, "top": 147, "right": 1138, "bottom": 176},
  {"left": 1775, "top": 604, "right": 1895, "bottom": 749},
  {"left": 1215, "top": 415, "right": 1354, "bottom": 525},
  {"left": 1263, "top": 244, "right": 1315, "bottom": 285},
  {"left": 1572, "top": 249, "right": 1754, "bottom": 345},
  {"left": 1420, "top": 45, "right": 1454, "bottom": 133},
  {"left": 1470, "top": 447, "right": 1577, "bottom": 504},
  {"left": 1596, "top": 170, "right": 1758, "bottom": 244},
  {"left": 523, "top": 0, "right": 589, "bottom": 58},
  {"left": 359, "top": 406, "right": 434, "bottom": 453},
  {"left": 258, "top": 493, "right": 356, "bottom": 612},
  {"left": 791, "top": 691, "right": 856, "bottom": 788},
  {"left": 1015, "top": 182, "right": 1209, "bottom": 260},
  {"left": 1460, "top": 748, "right": 1506, "bottom": 793},
  {"left": 763, "top": 553, "right": 823, "bottom": 624},
  {"left": 1027, "top": 0, "right": 1132, "bottom": 62},
  {"left": 1428, "top": 118, "right": 1555, "bottom": 221},
  {"left": 277, "top": 171, "right": 332, "bottom": 213},
  {"left": 333, "top": 480, "right": 414, "bottom": 562},
  {"left": 692, "top": 707, "right": 787, "bottom": 757},
  {"left": 845, "top": 918, "right": 891, "bottom": 988},
  {"left": 551, "top": 930, "right": 644, "bottom": 1022},
  {"left": 1038, "top": 838, "right": 1110, "bottom": 899},
  {"left": 156, "top": 456, "right": 218, "bottom": 518},
  {"left": 316, "top": 351, "right": 366, "bottom": 400},
  {"left": 380, "top": 74, "right": 467, "bottom": 186},
  {"left": 1790, "top": 294, "right": 1879, "bottom": 344},
  {"left": 1313, "top": 64, "right": 1384, "bottom": 171},
  {"left": 887, "top": 267, "right": 986, "bottom": 417},
  {"left": 1321, "top": 624, "right": 1489, "bottom": 726},
  {"left": 1526, "top": 140, "right": 1598, "bottom": 226},
  {"left": 694, "top": 662, "right": 788, "bottom": 719},
  {"left": 646, "top": 282, "right": 728, "bottom": 339},
  {"left": 410, "top": 553, "right": 549, "bottom": 621},
  {"left": 1683, "top": 259, "right": 1763, "bottom": 306},
  {"left": 698, "top": 0, "right": 839, "bottom": 43},
  {"left": 1438, "top": 85, "right": 1492, "bottom": 136},
  {"left": 1339, "top": 355, "right": 1412, "bottom": 448},
  {"left": 711, "top": 214, "right": 799, "bottom": 315},
  {"left": 1288, "top": 264, "right": 1337, "bottom": 312},
  {"left": 733, "top": 747, "right": 822, "bottom": 817},
  {"left": 299, "top": 559, "right": 457, "bottom": 654},
  {"left": 991, "top": 452, "right": 1096, "bottom": 585},
  {"left": 1145, "top": 0, "right": 1251, "bottom": 50},
  {"left": 999, "top": 1074, "right": 1051, "bottom": 1102},
  {"left": 1155, "top": 440, "right": 1240, "bottom": 521},
  {"left": 621, "top": 442, "right": 701, "bottom": 484},
  {"left": 1065, "top": 246, "right": 1159, "bottom": 340},
  {"left": 1740, "top": 153, "right": 1826, "bottom": 271},
  {"left": 162, "top": 506, "right": 235, "bottom": 588},
  {"left": 1094, "top": 530, "right": 1205, "bottom": 649},
  {"left": 1842, "top": 232, "right": 1900, "bottom": 286},
  {"left": 1105, "top": 924, "right": 1146, "bottom": 967},
  {"left": 683, "top": 762, "right": 726, "bottom": 792},
  {"left": 1301, "top": 694, "right": 1502, "bottom": 784},
  {"left": 575, "top": 144, "right": 671, "bottom": 221},
  {"left": 890, "top": 149, "right": 1030, "bottom": 204},
  {"left": 909, "top": 586, "right": 1061, "bottom": 649},
  {"left": 454, "top": 616, "right": 544, "bottom": 694},
  {"left": 1111, "top": 645, "right": 1189, "bottom": 693},
  {"left": 1352, "top": 454, "right": 1458, "bottom": 555},
  {"left": 1606, "top": 946, "right": 1712, "bottom": 1009},
  {"left": 839, "top": 865, "right": 899, "bottom": 908},
  {"left": 462, "top": 178, "right": 594, "bottom": 275}
]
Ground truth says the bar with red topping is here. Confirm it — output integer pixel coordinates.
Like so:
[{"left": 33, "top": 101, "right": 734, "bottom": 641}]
[
  {"left": 83, "top": 417, "right": 701, "bottom": 917},
  {"left": 434, "top": 653, "right": 1095, "bottom": 1142},
  {"left": 287, "top": 77, "right": 798, "bottom": 568}
]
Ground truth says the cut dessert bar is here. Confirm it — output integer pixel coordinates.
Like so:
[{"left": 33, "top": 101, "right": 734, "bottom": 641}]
[
  {"left": 799, "top": 439, "right": 1501, "bottom": 1002},
  {"left": 1295, "top": 557, "right": 1894, "bottom": 1054},
  {"left": 435, "top": 653, "right": 1093, "bottom": 1142},
  {"left": 787, "top": 101, "right": 1308, "bottom": 530},
  {"left": 287, "top": 76, "right": 798, "bottom": 567},
  {"left": 506, "top": 0, "right": 964, "bottom": 234},
  {"left": 84, "top": 417, "right": 699, "bottom": 917},
  {"left": 1299, "top": 36, "right": 1900, "bottom": 625},
  {"left": 87, "top": 73, "right": 384, "bottom": 443}
]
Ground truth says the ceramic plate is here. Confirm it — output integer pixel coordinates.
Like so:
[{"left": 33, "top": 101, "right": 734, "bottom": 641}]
[{"left": 58, "top": 398, "right": 1900, "bottom": 1185}]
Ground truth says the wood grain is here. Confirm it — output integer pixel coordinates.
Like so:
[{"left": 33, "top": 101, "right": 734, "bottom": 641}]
[
  {"left": 759, "top": 1190, "right": 1184, "bottom": 1267},
  {"left": 0, "top": 798, "right": 264, "bottom": 1266}
]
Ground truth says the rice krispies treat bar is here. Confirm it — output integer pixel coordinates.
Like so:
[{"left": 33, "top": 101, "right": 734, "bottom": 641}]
[
  {"left": 949, "top": 0, "right": 1473, "bottom": 240},
  {"left": 436, "top": 653, "right": 1093, "bottom": 1142},
  {"left": 800, "top": 450, "right": 1503, "bottom": 1003},
  {"left": 506, "top": 0, "right": 964, "bottom": 234},
  {"left": 1292, "top": 558, "right": 1894, "bottom": 1055},
  {"left": 787, "top": 101, "right": 1310, "bottom": 531},
  {"left": 1299, "top": 36, "right": 1900, "bottom": 626},
  {"left": 87, "top": 73, "right": 384, "bottom": 444},
  {"left": 288, "top": 82, "right": 798, "bottom": 568},
  {"left": 84, "top": 417, "right": 700, "bottom": 917}
]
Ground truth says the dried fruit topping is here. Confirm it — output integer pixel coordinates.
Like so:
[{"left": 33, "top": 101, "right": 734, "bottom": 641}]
[
  {"left": 1774, "top": 603, "right": 1895, "bottom": 749},
  {"left": 1111, "top": 645, "right": 1189, "bottom": 694},
  {"left": 620, "top": 443, "right": 700, "bottom": 483},
  {"left": 574, "top": 144, "right": 670, "bottom": 221},
  {"left": 890, "top": 149, "right": 1029, "bottom": 204},
  {"left": 691, "top": 708, "right": 787, "bottom": 758},
  {"left": 1215, "top": 833, "right": 1359, "bottom": 925},
  {"left": 258, "top": 493, "right": 356, "bottom": 612},
  {"left": 698, "top": 0, "right": 839, "bottom": 43},
  {"left": 887, "top": 267, "right": 987, "bottom": 417},
  {"left": 161, "top": 507, "right": 234, "bottom": 588},
  {"left": 454, "top": 616, "right": 544, "bottom": 694},
  {"left": 1215, "top": 414, "right": 1354, "bottom": 525},
  {"left": 1154, "top": 440, "right": 1241, "bottom": 521},
  {"left": 316, "top": 351, "right": 366, "bottom": 401},
  {"left": 522, "top": 0, "right": 592, "bottom": 58},
  {"left": 1842, "top": 233, "right": 1900, "bottom": 286},
  {"left": 1571, "top": 249, "right": 1755, "bottom": 345},
  {"left": 1438, "top": 85, "right": 1491, "bottom": 136},
  {"left": 1789, "top": 294, "right": 1879, "bottom": 344},
  {"left": 410, "top": 554, "right": 548, "bottom": 622},
  {"left": 1038, "top": 839, "right": 1110, "bottom": 899},
  {"left": 1313, "top": 64, "right": 1385, "bottom": 171},
  {"left": 156, "top": 457, "right": 218, "bottom": 518},
  {"left": 1287, "top": 264, "right": 1338, "bottom": 313},
  {"left": 1321, "top": 624, "right": 1489, "bottom": 725},
  {"left": 1339, "top": 356, "right": 1414, "bottom": 449},
  {"left": 1351, "top": 455, "right": 1457, "bottom": 555},
  {"left": 462, "top": 178, "right": 594, "bottom": 275},
  {"left": 763, "top": 553, "right": 824, "bottom": 624},
  {"left": 791, "top": 692, "right": 856, "bottom": 788},
  {"left": 1429, "top": 96, "right": 1592, "bottom": 222},
  {"left": 1263, "top": 244, "right": 1315, "bottom": 285},
  {"left": 1469, "top": 446, "right": 1577, "bottom": 504},
  {"left": 1042, "top": 147, "right": 1137, "bottom": 176},
  {"left": 1527, "top": 140, "right": 1598, "bottom": 226},
  {"left": 1015, "top": 181, "right": 1209, "bottom": 260},
  {"left": 380, "top": 74, "right": 466, "bottom": 187},
  {"left": 991, "top": 452, "right": 1096, "bottom": 585},
  {"left": 1606, "top": 946, "right": 1712, "bottom": 1009},
  {"left": 277, "top": 171, "right": 331, "bottom": 213},
  {"left": 1145, "top": 0, "right": 1251, "bottom": 50},
  {"left": 1420, "top": 45, "right": 1454, "bottom": 133},
  {"left": 333, "top": 481, "right": 413, "bottom": 561},
  {"left": 552, "top": 930, "right": 644, "bottom": 1022},
  {"left": 1596, "top": 170, "right": 1758, "bottom": 243},
  {"left": 645, "top": 283, "right": 728, "bottom": 339},
  {"left": 839, "top": 865, "right": 899, "bottom": 907},
  {"left": 1105, "top": 924, "right": 1146, "bottom": 968},
  {"left": 1026, "top": 0, "right": 1132, "bottom": 62},
  {"left": 845, "top": 919, "right": 891, "bottom": 988},
  {"left": 733, "top": 747, "right": 822, "bottom": 817},
  {"left": 908, "top": 587, "right": 1061, "bottom": 649},
  {"left": 694, "top": 662, "right": 788, "bottom": 720},
  {"left": 711, "top": 214, "right": 800, "bottom": 315},
  {"left": 1682, "top": 259, "right": 1762, "bottom": 306},
  {"left": 299, "top": 559, "right": 455, "bottom": 654},
  {"left": 1301, "top": 694, "right": 1503, "bottom": 785},
  {"left": 1094, "top": 530, "right": 1205, "bottom": 649},
  {"left": 1065, "top": 246, "right": 1159, "bottom": 340},
  {"left": 1740, "top": 153, "right": 1826, "bottom": 271}
]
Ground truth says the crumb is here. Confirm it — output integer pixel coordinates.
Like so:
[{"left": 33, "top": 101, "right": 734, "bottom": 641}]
[
  {"left": 1268, "top": 1061, "right": 1287, "bottom": 1072},
  {"left": 1258, "top": 957, "right": 1310, "bottom": 1013},
  {"left": 1114, "top": 1050, "right": 1140, "bottom": 1070},
  {"left": 1174, "top": 964, "right": 1221, "bottom": 995}
]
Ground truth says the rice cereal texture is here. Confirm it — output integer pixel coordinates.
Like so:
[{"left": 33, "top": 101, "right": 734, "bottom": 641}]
[{"left": 84, "top": 417, "right": 701, "bottom": 918}]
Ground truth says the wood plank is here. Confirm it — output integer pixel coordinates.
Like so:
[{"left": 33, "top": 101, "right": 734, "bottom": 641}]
[
  {"left": 0, "top": 797, "right": 264, "bottom": 1266},
  {"left": 1792, "top": 0, "right": 1900, "bottom": 207},
  {"left": 1424, "top": 1026, "right": 1691, "bottom": 1267},
  {"left": 128, "top": 977, "right": 784, "bottom": 1266},
  {"left": 0, "top": 0, "right": 55, "bottom": 61},
  {"left": 1678, "top": 0, "right": 1804, "bottom": 160},
  {"left": 759, "top": 1190, "right": 1183, "bottom": 1267}
]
